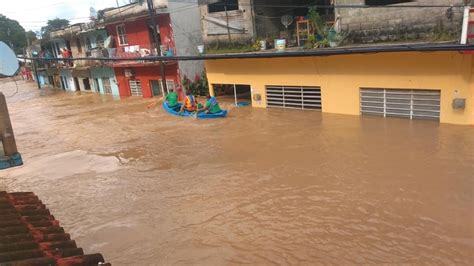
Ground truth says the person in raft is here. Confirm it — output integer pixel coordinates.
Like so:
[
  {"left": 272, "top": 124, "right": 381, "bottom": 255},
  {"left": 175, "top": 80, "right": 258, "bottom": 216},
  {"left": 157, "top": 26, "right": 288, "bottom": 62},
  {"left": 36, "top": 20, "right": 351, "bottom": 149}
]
[
  {"left": 180, "top": 90, "right": 198, "bottom": 113},
  {"left": 165, "top": 88, "right": 178, "bottom": 108},
  {"left": 198, "top": 94, "right": 222, "bottom": 114}
]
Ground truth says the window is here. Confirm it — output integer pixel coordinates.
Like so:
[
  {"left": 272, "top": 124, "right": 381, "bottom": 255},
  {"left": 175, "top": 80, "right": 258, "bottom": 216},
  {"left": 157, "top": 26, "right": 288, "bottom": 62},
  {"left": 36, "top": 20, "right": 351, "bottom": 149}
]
[
  {"left": 365, "top": 0, "right": 413, "bottom": 5},
  {"left": 96, "top": 35, "right": 104, "bottom": 47},
  {"left": 116, "top": 25, "right": 128, "bottom": 45},
  {"left": 208, "top": 0, "right": 238, "bottom": 13},
  {"left": 102, "top": 78, "right": 112, "bottom": 94},
  {"left": 76, "top": 38, "right": 82, "bottom": 53},
  {"left": 129, "top": 80, "right": 142, "bottom": 96},
  {"left": 61, "top": 77, "right": 69, "bottom": 90}
]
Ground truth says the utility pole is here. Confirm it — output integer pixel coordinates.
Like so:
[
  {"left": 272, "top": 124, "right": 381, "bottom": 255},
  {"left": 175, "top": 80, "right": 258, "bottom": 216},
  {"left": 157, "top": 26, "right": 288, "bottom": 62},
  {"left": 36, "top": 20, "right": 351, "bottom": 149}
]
[{"left": 146, "top": 0, "right": 168, "bottom": 95}]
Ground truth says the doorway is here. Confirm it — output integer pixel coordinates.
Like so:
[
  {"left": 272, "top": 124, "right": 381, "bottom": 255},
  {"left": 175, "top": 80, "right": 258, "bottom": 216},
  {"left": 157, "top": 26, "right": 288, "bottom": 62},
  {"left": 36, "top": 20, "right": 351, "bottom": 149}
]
[
  {"left": 73, "top": 77, "right": 80, "bottom": 91},
  {"left": 213, "top": 84, "right": 251, "bottom": 106},
  {"left": 150, "top": 80, "right": 161, "bottom": 96},
  {"left": 83, "top": 78, "right": 91, "bottom": 90},
  {"left": 48, "top": 76, "right": 54, "bottom": 87},
  {"left": 94, "top": 78, "right": 101, "bottom": 93}
]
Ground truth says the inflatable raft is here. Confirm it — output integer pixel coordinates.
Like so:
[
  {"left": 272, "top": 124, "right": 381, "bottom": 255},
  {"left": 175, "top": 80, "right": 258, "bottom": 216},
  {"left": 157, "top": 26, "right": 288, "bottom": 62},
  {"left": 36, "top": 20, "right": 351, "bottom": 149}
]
[{"left": 162, "top": 102, "right": 228, "bottom": 119}]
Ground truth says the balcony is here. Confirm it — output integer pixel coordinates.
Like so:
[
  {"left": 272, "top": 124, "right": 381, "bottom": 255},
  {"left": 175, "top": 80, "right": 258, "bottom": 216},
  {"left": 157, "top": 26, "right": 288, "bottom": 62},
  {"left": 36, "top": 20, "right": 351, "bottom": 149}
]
[{"left": 105, "top": 44, "right": 175, "bottom": 67}]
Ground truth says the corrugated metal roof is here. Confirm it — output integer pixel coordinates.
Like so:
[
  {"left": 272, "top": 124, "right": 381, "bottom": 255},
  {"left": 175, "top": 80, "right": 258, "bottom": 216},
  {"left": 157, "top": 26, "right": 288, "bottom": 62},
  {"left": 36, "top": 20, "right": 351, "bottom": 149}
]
[{"left": 0, "top": 191, "right": 109, "bottom": 266}]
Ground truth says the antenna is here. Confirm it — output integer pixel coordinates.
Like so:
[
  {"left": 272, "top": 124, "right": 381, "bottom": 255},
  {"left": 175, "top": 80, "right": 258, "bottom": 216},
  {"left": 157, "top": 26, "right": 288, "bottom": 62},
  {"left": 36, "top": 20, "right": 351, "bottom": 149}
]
[{"left": 0, "top": 41, "right": 19, "bottom": 78}]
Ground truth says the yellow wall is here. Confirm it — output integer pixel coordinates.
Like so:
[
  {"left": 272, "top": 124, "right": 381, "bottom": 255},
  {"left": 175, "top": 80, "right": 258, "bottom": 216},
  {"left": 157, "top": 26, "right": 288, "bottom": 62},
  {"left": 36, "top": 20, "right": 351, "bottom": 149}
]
[{"left": 205, "top": 52, "right": 474, "bottom": 125}]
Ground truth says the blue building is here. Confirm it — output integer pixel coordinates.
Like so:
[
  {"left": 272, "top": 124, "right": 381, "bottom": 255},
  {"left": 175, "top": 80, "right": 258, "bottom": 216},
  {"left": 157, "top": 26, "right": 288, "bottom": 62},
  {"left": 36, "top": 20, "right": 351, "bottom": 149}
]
[{"left": 90, "top": 67, "right": 120, "bottom": 96}]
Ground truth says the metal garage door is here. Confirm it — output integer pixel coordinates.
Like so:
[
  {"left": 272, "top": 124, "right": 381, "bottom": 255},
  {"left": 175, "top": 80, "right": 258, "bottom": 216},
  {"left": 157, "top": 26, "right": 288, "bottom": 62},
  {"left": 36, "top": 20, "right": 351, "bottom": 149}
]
[
  {"left": 129, "top": 80, "right": 142, "bottom": 96},
  {"left": 266, "top": 86, "right": 321, "bottom": 110},
  {"left": 360, "top": 88, "right": 441, "bottom": 120}
]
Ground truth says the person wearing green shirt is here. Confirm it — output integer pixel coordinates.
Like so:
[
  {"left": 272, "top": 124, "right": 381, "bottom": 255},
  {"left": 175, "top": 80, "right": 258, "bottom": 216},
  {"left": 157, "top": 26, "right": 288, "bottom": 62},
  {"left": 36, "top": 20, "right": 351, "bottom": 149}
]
[
  {"left": 165, "top": 88, "right": 178, "bottom": 108},
  {"left": 198, "top": 95, "right": 222, "bottom": 114}
]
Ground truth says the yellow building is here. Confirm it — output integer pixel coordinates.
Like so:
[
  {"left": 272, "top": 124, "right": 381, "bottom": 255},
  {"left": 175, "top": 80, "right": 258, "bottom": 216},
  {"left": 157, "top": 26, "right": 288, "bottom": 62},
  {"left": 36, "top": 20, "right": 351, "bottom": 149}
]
[{"left": 205, "top": 48, "right": 474, "bottom": 125}]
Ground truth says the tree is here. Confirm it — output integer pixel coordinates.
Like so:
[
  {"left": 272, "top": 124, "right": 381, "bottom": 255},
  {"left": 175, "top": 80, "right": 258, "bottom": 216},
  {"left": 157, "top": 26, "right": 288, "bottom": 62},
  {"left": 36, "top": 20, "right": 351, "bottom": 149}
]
[
  {"left": 41, "top": 18, "right": 70, "bottom": 37},
  {"left": 25, "top": 31, "right": 37, "bottom": 42},
  {"left": 0, "top": 14, "right": 26, "bottom": 54}
]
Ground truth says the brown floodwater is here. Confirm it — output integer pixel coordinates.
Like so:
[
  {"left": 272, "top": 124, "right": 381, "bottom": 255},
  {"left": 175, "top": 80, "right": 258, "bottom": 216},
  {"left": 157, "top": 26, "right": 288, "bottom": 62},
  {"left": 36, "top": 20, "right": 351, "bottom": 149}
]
[{"left": 1, "top": 80, "right": 474, "bottom": 265}]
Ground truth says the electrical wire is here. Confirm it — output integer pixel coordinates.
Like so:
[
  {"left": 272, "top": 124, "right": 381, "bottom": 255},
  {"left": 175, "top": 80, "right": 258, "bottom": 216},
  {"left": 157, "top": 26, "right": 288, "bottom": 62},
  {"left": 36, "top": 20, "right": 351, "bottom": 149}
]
[{"left": 16, "top": 1, "right": 467, "bottom": 25}]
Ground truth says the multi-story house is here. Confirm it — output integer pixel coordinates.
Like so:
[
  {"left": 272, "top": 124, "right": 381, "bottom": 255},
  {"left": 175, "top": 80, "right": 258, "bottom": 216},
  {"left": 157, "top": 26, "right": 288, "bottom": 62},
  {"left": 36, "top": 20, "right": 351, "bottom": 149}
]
[
  {"left": 198, "top": 0, "right": 467, "bottom": 46},
  {"left": 39, "top": 22, "right": 120, "bottom": 96},
  {"left": 40, "top": 24, "right": 83, "bottom": 91},
  {"left": 73, "top": 23, "right": 120, "bottom": 96},
  {"left": 198, "top": 0, "right": 334, "bottom": 46},
  {"left": 201, "top": 1, "right": 474, "bottom": 125},
  {"left": 97, "top": 0, "right": 204, "bottom": 98}
]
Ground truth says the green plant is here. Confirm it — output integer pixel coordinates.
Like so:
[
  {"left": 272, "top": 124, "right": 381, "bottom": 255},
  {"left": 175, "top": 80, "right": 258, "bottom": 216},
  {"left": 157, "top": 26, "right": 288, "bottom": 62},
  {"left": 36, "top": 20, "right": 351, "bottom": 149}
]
[
  {"left": 315, "top": 39, "right": 329, "bottom": 48},
  {"left": 334, "top": 31, "right": 349, "bottom": 44},
  {"left": 304, "top": 34, "right": 317, "bottom": 49},
  {"left": 182, "top": 71, "right": 209, "bottom": 96},
  {"left": 252, "top": 38, "right": 262, "bottom": 51},
  {"left": 308, "top": 6, "right": 323, "bottom": 35}
]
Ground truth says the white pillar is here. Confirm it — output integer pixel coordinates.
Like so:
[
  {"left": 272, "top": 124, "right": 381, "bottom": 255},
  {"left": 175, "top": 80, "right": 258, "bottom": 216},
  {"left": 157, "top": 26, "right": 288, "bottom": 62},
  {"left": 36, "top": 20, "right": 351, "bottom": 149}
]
[
  {"left": 461, "top": 6, "right": 470, "bottom": 45},
  {"left": 233, "top": 84, "right": 238, "bottom": 106}
]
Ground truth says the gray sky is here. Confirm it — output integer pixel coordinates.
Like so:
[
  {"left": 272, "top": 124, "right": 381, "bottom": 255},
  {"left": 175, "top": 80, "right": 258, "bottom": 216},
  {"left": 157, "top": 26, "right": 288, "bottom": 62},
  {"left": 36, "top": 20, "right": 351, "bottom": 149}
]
[{"left": 1, "top": 0, "right": 130, "bottom": 31}]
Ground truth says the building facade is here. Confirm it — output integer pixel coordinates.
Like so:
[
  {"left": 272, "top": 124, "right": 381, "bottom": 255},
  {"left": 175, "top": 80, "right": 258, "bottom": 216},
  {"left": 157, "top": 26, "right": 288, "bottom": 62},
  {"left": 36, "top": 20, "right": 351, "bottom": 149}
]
[
  {"left": 205, "top": 49, "right": 474, "bottom": 125},
  {"left": 198, "top": 0, "right": 334, "bottom": 46},
  {"left": 98, "top": 0, "right": 204, "bottom": 98}
]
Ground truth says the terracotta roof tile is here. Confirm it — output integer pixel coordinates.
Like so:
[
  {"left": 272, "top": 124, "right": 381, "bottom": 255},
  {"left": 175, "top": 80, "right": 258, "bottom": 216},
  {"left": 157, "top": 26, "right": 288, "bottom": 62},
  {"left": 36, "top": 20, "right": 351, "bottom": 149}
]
[{"left": 0, "top": 191, "right": 109, "bottom": 266}]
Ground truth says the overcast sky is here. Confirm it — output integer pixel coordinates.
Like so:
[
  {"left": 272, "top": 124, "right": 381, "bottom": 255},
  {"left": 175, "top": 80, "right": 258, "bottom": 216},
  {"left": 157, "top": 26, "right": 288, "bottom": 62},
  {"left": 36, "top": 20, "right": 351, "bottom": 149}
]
[{"left": 1, "top": 0, "right": 132, "bottom": 32}]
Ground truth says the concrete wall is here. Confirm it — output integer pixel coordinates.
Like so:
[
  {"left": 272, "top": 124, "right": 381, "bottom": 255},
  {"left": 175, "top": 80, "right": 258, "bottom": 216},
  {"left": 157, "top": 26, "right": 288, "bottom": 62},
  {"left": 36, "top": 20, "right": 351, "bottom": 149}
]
[
  {"left": 205, "top": 52, "right": 474, "bottom": 125},
  {"left": 90, "top": 67, "right": 120, "bottom": 96},
  {"left": 336, "top": 0, "right": 465, "bottom": 43},
  {"left": 199, "top": 0, "right": 255, "bottom": 45},
  {"left": 169, "top": 0, "right": 205, "bottom": 80}
]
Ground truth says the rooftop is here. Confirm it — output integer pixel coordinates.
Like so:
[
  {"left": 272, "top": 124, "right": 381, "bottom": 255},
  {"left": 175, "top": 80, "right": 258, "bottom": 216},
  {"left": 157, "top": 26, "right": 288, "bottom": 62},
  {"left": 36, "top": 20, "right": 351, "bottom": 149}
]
[
  {"left": 98, "top": 0, "right": 167, "bottom": 25},
  {"left": 0, "top": 191, "right": 108, "bottom": 265}
]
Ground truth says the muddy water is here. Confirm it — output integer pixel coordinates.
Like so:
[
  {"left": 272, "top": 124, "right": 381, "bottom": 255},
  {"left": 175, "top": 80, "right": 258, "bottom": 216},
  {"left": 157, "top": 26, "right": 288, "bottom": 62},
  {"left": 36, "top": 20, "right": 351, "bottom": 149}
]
[{"left": 1, "top": 80, "right": 474, "bottom": 264}]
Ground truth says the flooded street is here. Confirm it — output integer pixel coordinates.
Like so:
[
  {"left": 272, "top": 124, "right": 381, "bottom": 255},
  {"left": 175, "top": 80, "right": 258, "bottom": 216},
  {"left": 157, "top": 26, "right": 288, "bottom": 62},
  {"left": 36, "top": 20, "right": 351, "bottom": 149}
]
[{"left": 1, "top": 80, "right": 474, "bottom": 264}]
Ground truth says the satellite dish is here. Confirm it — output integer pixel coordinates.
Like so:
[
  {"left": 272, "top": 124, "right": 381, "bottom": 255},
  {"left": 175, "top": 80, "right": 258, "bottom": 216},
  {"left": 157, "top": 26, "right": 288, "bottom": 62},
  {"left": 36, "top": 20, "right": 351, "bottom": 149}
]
[
  {"left": 281, "top": 15, "right": 293, "bottom": 29},
  {"left": 90, "top": 7, "right": 98, "bottom": 19},
  {"left": 0, "top": 41, "right": 19, "bottom": 78}
]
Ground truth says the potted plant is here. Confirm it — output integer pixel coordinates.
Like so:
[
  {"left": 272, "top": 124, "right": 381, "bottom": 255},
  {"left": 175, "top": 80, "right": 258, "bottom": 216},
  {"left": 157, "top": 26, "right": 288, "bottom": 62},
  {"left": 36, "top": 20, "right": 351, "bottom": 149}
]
[{"left": 328, "top": 28, "right": 337, "bottom": 48}]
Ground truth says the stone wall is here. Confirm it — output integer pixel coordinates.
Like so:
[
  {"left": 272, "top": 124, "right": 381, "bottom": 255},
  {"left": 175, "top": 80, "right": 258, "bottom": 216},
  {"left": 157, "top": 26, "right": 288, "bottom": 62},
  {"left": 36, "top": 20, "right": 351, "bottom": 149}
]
[{"left": 336, "top": 0, "right": 466, "bottom": 43}]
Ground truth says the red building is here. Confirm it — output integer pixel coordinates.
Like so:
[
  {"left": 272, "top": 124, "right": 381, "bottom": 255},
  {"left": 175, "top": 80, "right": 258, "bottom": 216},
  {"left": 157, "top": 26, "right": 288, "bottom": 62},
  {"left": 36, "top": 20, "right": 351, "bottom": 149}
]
[{"left": 100, "top": 4, "right": 181, "bottom": 98}]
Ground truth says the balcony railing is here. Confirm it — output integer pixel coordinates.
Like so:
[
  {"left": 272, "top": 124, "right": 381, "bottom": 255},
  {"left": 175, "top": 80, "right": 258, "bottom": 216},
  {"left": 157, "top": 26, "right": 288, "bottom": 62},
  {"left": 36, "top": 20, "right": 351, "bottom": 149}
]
[
  {"left": 104, "top": 44, "right": 175, "bottom": 66},
  {"left": 109, "top": 44, "right": 174, "bottom": 58}
]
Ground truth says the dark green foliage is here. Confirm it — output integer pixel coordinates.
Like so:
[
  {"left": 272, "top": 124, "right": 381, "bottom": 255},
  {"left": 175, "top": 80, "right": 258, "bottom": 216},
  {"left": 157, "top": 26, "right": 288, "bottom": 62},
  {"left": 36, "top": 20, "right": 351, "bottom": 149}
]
[
  {"left": 182, "top": 71, "right": 209, "bottom": 96},
  {"left": 41, "top": 18, "right": 70, "bottom": 37},
  {"left": 0, "top": 14, "right": 26, "bottom": 54}
]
